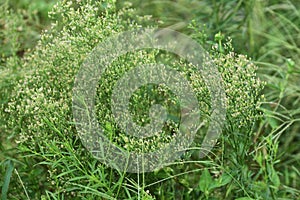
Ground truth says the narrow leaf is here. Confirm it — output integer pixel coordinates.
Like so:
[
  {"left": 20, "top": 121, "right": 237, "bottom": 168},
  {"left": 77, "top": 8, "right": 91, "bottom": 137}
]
[{"left": 1, "top": 160, "right": 14, "bottom": 200}]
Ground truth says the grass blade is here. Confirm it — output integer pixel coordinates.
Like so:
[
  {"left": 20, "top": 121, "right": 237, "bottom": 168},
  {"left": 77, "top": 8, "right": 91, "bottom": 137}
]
[{"left": 1, "top": 160, "right": 14, "bottom": 200}]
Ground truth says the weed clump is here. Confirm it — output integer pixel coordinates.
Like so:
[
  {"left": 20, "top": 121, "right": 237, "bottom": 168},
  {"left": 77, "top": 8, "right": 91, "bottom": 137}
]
[{"left": 6, "top": 0, "right": 264, "bottom": 198}]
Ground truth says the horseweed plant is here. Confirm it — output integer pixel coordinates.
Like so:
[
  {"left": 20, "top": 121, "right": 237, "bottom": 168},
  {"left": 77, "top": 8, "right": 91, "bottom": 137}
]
[{"left": 6, "top": 0, "right": 264, "bottom": 198}]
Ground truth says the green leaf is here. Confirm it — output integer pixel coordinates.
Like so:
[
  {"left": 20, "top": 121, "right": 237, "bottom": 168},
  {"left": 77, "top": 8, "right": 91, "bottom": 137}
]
[
  {"left": 267, "top": 116, "right": 278, "bottom": 130},
  {"left": 105, "top": 122, "right": 113, "bottom": 132},
  {"left": 215, "top": 173, "right": 232, "bottom": 188},
  {"left": 235, "top": 197, "right": 254, "bottom": 200},
  {"left": 199, "top": 169, "right": 213, "bottom": 193},
  {"left": 1, "top": 160, "right": 14, "bottom": 200},
  {"left": 206, "top": 172, "right": 232, "bottom": 191},
  {"left": 269, "top": 166, "right": 280, "bottom": 188}
]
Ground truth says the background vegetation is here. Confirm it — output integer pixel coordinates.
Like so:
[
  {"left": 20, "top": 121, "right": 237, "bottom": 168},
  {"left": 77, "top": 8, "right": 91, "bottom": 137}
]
[{"left": 0, "top": 0, "right": 299, "bottom": 199}]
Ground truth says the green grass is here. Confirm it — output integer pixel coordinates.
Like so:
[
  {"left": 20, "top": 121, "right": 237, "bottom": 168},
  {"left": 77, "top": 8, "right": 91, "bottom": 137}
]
[{"left": 1, "top": 0, "right": 299, "bottom": 199}]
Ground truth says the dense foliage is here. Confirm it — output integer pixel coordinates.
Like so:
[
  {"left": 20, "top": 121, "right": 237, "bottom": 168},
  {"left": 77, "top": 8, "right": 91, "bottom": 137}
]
[{"left": 1, "top": 0, "right": 299, "bottom": 199}]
